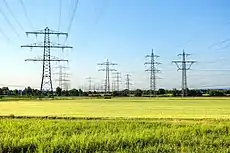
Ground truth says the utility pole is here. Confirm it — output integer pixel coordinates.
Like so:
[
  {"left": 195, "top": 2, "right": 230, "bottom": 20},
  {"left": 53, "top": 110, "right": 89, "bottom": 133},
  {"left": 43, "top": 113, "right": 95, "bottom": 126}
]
[
  {"left": 172, "top": 50, "right": 196, "bottom": 97},
  {"left": 21, "top": 27, "right": 72, "bottom": 97},
  {"left": 98, "top": 59, "right": 117, "bottom": 94},
  {"left": 86, "top": 76, "right": 93, "bottom": 92},
  {"left": 125, "top": 73, "right": 132, "bottom": 96},
  {"left": 113, "top": 72, "right": 121, "bottom": 92},
  {"left": 144, "top": 49, "right": 161, "bottom": 97}
]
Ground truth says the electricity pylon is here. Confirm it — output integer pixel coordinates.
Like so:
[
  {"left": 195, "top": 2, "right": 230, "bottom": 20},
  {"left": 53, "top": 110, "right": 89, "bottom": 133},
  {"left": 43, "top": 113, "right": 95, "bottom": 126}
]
[
  {"left": 98, "top": 59, "right": 117, "bottom": 94},
  {"left": 21, "top": 27, "right": 72, "bottom": 97},
  {"left": 111, "top": 81, "right": 116, "bottom": 92},
  {"left": 125, "top": 73, "right": 132, "bottom": 96},
  {"left": 113, "top": 72, "right": 121, "bottom": 92},
  {"left": 53, "top": 65, "right": 70, "bottom": 90},
  {"left": 172, "top": 50, "right": 196, "bottom": 97},
  {"left": 144, "top": 49, "right": 161, "bottom": 97},
  {"left": 86, "top": 76, "right": 94, "bottom": 92}
]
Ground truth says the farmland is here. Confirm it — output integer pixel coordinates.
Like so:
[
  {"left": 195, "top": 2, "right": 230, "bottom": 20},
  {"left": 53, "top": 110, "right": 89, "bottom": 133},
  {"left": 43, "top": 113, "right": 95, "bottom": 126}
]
[
  {"left": 1, "top": 98, "right": 230, "bottom": 152},
  {"left": 1, "top": 97, "right": 230, "bottom": 118}
]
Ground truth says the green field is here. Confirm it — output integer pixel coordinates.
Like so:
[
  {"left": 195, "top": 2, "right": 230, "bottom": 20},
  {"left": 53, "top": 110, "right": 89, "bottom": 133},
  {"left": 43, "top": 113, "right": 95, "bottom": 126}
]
[
  {"left": 1, "top": 118, "right": 230, "bottom": 152},
  {"left": 1, "top": 98, "right": 230, "bottom": 152},
  {"left": 0, "top": 98, "right": 230, "bottom": 118}
]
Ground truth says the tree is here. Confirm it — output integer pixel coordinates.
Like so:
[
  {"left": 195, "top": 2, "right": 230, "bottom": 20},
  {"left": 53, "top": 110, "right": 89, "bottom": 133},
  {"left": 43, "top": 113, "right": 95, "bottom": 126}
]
[
  {"left": 27, "top": 86, "right": 32, "bottom": 96},
  {"left": 62, "top": 90, "right": 70, "bottom": 96},
  {"left": 158, "top": 88, "right": 165, "bottom": 95},
  {"left": 208, "top": 90, "right": 225, "bottom": 97},
  {"left": 121, "top": 89, "right": 129, "bottom": 97},
  {"left": 172, "top": 88, "right": 180, "bottom": 97},
  {"left": 82, "top": 92, "right": 89, "bottom": 96},
  {"left": 2, "top": 87, "right": 9, "bottom": 95},
  {"left": 13, "top": 89, "right": 19, "bottom": 96},
  {"left": 79, "top": 89, "right": 83, "bottom": 96},
  {"left": 69, "top": 89, "right": 79, "bottom": 96},
  {"left": 112, "top": 91, "right": 121, "bottom": 97},
  {"left": 0, "top": 88, "right": 3, "bottom": 95},
  {"left": 188, "top": 90, "right": 202, "bottom": 97},
  {"left": 56, "top": 87, "right": 62, "bottom": 96},
  {"left": 134, "top": 89, "right": 142, "bottom": 97}
]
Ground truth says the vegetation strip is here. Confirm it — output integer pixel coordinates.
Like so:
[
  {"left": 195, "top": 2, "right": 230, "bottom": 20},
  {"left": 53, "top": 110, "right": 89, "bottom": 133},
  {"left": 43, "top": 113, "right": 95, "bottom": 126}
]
[
  {"left": 0, "top": 118, "right": 230, "bottom": 152},
  {"left": 0, "top": 115, "right": 230, "bottom": 122}
]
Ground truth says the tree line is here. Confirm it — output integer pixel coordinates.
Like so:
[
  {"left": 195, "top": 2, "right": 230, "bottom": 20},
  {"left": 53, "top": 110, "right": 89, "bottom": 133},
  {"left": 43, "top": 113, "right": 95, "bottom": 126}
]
[{"left": 0, "top": 86, "right": 230, "bottom": 97}]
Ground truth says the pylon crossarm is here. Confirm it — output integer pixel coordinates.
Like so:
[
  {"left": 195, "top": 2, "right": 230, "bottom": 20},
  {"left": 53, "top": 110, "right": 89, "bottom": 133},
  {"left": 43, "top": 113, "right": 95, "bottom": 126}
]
[
  {"left": 22, "top": 43, "right": 72, "bottom": 49},
  {"left": 172, "top": 62, "right": 181, "bottom": 70},
  {"left": 26, "top": 30, "right": 68, "bottom": 36},
  {"left": 109, "top": 69, "right": 117, "bottom": 71},
  {"left": 98, "top": 69, "right": 106, "bottom": 71}
]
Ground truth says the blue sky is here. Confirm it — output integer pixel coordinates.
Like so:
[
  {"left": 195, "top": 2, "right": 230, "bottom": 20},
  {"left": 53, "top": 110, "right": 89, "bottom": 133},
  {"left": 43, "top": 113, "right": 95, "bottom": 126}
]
[{"left": 0, "top": 0, "right": 230, "bottom": 90}]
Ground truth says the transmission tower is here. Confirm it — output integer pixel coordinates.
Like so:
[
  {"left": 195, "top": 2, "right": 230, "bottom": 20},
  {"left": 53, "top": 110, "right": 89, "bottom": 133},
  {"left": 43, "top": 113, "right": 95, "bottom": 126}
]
[
  {"left": 113, "top": 72, "right": 121, "bottom": 92},
  {"left": 144, "top": 49, "right": 161, "bottom": 97},
  {"left": 98, "top": 59, "right": 117, "bottom": 94},
  {"left": 125, "top": 73, "right": 132, "bottom": 96},
  {"left": 62, "top": 72, "right": 71, "bottom": 90},
  {"left": 172, "top": 50, "right": 196, "bottom": 97},
  {"left": 53, "top": 65, "right": 70, "bottom": 90},
  {"left": 100, "top": 79, "right": 106, "bottom": 93},
  {"left": 125, "top": 74, "right": 132, "bottom": 91},
  {"left": 111, "top": 81, "right": 116, "bottom": 92},
  {"left": 86, "top": 76, "right": 94, "bottom": 92},
  {"left": 21, "top": 27, "right": 72, "bottom": 97}
]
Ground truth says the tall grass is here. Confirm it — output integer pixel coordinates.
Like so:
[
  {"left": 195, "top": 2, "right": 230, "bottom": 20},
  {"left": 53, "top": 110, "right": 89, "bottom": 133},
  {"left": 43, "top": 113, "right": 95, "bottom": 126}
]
[{"left": 0, "top": 118, "right": 230, "bottom": 152}]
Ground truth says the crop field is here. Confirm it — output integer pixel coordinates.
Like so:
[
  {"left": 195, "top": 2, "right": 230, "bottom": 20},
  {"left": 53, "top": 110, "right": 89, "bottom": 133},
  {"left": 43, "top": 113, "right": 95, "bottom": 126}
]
[
  {"left": 1, "top": 98, "right": 230, "bottom": 152},
  {"left": 0, "top": 97, "right": 230, "bottom": 118}
]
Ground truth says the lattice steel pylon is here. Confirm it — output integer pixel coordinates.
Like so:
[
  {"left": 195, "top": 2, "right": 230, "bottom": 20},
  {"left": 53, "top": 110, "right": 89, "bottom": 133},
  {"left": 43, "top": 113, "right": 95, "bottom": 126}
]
[
  {"left": 112, "top": 72, "right": 121, "bottom": 92},
  {"left": 145, "top": 49, "right": 161, "bottom": 97},
  {"left": 53, "top": 65, "right": 70, "bottom": 90},
  {"left": 98, "top": 59, "right": 117, "bottom": 94},
  {"left": 125, "top": 73, "right": 132, "bottom": 96},
  {"left": 21, "top": 27, "right": 72, "bottom": 97},
  {"left": 86, "top": 76, "right": 94, "bottom": 92},
  {"left": 172, "top": 50, "right": 196, "bottom": 97}
]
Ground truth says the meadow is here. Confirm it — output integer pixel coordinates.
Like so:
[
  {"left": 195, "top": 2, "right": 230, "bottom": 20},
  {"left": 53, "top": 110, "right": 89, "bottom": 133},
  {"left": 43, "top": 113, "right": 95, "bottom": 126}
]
[
  {"left": 0, "top": 97, "right": 230, "bottom": 118},
  {"left": 0, "top": 118, "right": 230, "bottom": 152},
  {"left": 1, "top": 98, "right": 230, "bottom": 152}
]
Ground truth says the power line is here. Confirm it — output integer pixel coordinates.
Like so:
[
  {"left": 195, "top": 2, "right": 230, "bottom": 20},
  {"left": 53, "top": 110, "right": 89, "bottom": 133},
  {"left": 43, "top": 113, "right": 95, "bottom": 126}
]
[
  {"left": 0, "top": 27, "right": 10, "bottom": 42},
  {"left": 21, "top": 27, "right": 72, "bottom": 97},
  {"left": 112, "top": 72, "right": 121, "bottom": 92},
  {"left": 67, "top": 0, "right": 79, "bottom": 34},
  {"left": 98, "top": 59, "right": 117, "bottom": 94},
  {"left": 3, "top": 0, "right": 25, "bottom": 32},
  {"left": 58, "top": 0, "right": 62, "bottom": 31},
  {"left": 0, "top": 5, "right": 20, "bottom": 37},
  {"left": 209, "top": 38, "right": 230, "bottom": 49},
  {"left": 19, "top": 0, "right": 34, "bottom": 30},
  {"left": 172, "top": 50, "right": 196, "bottom": 97},
  {"left": 144, "top": 49, "right": 161, "bottom": 97},
  {"left": 94, "top": 0, "right": 108, "bottom": 24}
]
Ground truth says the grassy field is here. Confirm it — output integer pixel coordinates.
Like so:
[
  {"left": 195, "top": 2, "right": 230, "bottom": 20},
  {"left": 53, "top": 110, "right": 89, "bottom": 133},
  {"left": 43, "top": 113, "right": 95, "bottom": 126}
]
[
  {"left": 0, "top": 118, "right": 230, "bottom": 152},
  {"left": 0, "top": 97, "right": 230, "bottom": 118},
  {"left": 1, "top": 98, "right": 230, "bottom": 152}
]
